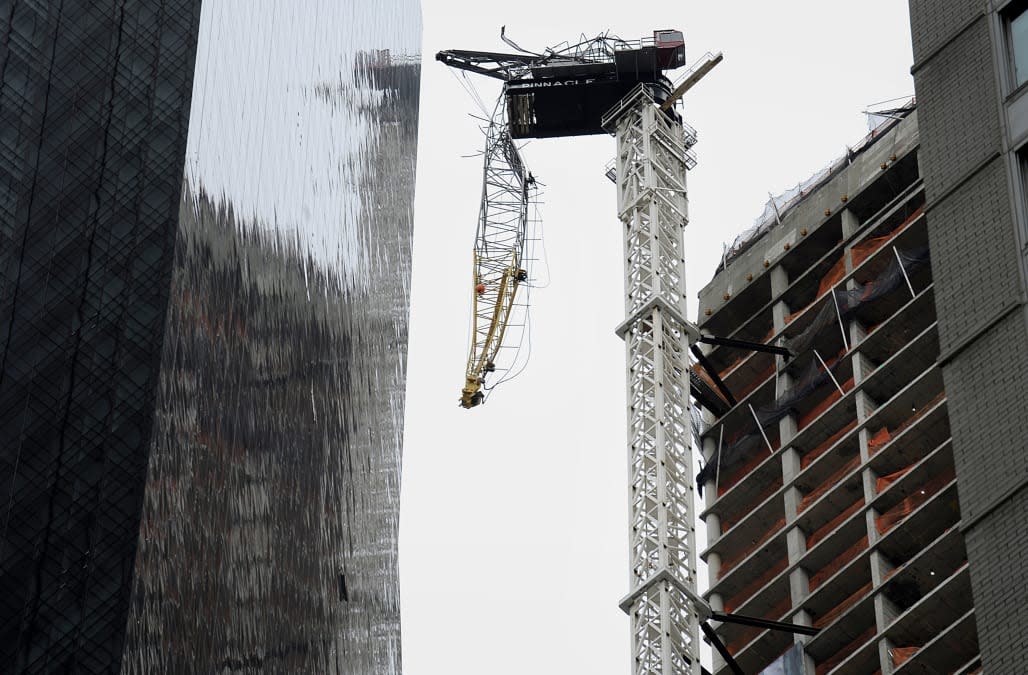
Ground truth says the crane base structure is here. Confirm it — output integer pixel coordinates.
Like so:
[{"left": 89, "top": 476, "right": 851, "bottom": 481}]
[{"left": 603, "top": 83, "right": 704, "bottom": 675}]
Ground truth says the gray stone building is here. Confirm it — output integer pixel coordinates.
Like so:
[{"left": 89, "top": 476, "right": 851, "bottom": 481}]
[{"left": 909, "top": 1, "right": 1028, "bottom": 672}]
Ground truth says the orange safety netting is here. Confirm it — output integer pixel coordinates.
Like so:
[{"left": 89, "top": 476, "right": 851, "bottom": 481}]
[
  {"left": 875, "top": 465, "right": 914, "bottom": 493},
  {"left": 700, "top": 235, "right": 930, "bottom": 497},
  {"left": 699, "top": 345, "right": 855, "bottom": 493},
  {"left": 797, "top": 376, "right": 854, "bottom": 429},
  {"left": 791, "top": 205, "right": 924, "bottom": 325},
  {"left": 814, "top": 581, "right": 873, "bottom": 629},
  {"left": 816, "top": 254, "right": 847, "bottom": 300},
  {"left": 867, "top": 426, "right": 892, "bottom": 454},
  {"left": 801, "top": 418, "right": 858, "bottom": 470},
  {"left": 718, "top": 516, "right": 786, "bottom": 577},
  {"left": 889, "top": 646, "right": 919, "bottom": 666},
  {"left": 875, "top": 468, "right": 956, "bottom": 534},
  {"left": 854, "top": 206, "right": 923, "bottom": 267},
  {"left": 868, "top": 390, "right": 947, "bottom": 455},
  {"left": 806, "top": 498, "right": 864, "bottom": 550},
  {"left": 815, "top": 624, "right": 876, "bottom": 675},
  {"left": 798, "top": 454, "right": 861, "bottom": 513},
  {"left": 809, "top": 535, "right": 868, "bottom": 591},
  {"left": 721, "top": 476, "right": 783, "bottom": 532},
  {"left": 723, "top": 557, "right": 788, "bottom": 612},
  {"left": 785, "top": 244, "right": 929, "bottom": 358}
]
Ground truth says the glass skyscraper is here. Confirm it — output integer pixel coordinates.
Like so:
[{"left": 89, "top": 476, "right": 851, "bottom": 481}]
[{"left": 1, "top": 2, "right": 420, "bottom": 673}]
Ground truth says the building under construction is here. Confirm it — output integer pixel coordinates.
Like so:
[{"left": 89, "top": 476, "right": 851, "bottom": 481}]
[
  {"left": 694, "top": 4, "right": 1028, "bottom": 671},
  {"left": 694, "top": 105, "right": 982, "bottom": 674}
]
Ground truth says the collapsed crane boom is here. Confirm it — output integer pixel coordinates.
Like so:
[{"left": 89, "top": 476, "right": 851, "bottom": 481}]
[
  {"left": 460, "top": 116, "right": 535, "bottom": 408},
  {"left": 444, "top": 29, "right": 688, "bottom": 409}
]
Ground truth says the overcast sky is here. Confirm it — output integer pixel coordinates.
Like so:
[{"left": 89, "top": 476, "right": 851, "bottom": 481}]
[{"left": 400, "top": 3, "right": 915, "bottom": 673}]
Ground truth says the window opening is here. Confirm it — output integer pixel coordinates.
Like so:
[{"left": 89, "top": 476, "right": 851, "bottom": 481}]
[{"left": 1007, "top": 2, "right": 1028, "bottom": 88}]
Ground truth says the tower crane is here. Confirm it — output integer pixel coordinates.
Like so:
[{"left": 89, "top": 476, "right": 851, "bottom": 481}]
[{"left": 439, "top": 29, "right": 815, "bottom": 674}]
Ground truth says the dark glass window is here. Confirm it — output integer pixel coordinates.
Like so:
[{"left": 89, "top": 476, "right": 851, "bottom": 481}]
[{"left": 1010, "top": 3, "right": 1028, "bottom": 88}]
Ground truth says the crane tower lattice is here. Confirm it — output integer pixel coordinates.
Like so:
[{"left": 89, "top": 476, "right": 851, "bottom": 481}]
[{"left": 604, "top": 84, "right": 704, "bottom": 675}]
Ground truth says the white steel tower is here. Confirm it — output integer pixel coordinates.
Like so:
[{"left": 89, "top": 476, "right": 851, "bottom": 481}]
[{"left": 604, "top": 85, "right": 706, "bottom": 675}]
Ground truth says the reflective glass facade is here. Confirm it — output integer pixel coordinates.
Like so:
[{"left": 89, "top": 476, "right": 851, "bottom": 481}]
[
  {"left": 0, "top": 3, "right": 204, "bottom": 670},
  {"left": 1, "top": 1, "right": 420, "bottom": 672}
]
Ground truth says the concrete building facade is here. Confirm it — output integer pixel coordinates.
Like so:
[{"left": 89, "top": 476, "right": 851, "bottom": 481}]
[{"left": 695, "top": 108, "right": 981, "bottom": 673}]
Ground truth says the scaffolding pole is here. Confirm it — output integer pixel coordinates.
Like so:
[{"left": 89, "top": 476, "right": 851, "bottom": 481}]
[{"left": 606, "top": 84, "right": 704, "bottom": 675}]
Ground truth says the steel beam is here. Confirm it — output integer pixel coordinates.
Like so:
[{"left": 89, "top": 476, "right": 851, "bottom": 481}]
[
  {"left": 698, "top": 335, "right": 791, "bottom": 358},
  {"left": 710, "top": 611, "right": 821, "bottom": 637}
]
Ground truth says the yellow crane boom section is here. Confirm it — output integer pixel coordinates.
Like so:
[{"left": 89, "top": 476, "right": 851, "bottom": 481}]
[{"left": 461, "top": 254, "right": 523, "bottom": 408}]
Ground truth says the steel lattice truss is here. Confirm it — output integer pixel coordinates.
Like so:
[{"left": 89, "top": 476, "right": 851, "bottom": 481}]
[
  {"left": 460, "top": 116, "right": 534, "bottom": 408},
  {"left": 607, "top": 86, "right": 702, "bottom": 675},
  {"left": 437, "top": 31, "right": 656, "bottom": 83}
]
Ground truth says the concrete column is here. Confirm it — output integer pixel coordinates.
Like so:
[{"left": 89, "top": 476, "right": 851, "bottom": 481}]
[
  {"left": 702, "top": 435, "right": 721, "bottom": 534},
  {"left": 770, "top": 263, "right": 819, "bottom": 666},
  {"left": 878, "top": 637, "right": 897, "bottom": 675},
  {"left": 870, "top": 550, "right": 894, "bottom": 588},
  {"left": 873, "top": 548, "right": 900, "bottom": 674},
  {"left": 841, "top": 207, "right": 859, "bottom": 240},
  {"left": 782, "top": 449, "right": 803, "bottom": 521},
  {"left": 770, "top": 266, "right": 790, "bottom": 332},
  {"left": 852, "top": 349, "right": 880, "bottom": 509},
  {"left": 700, "top": 352, "right": 726, "bottom": 622}
]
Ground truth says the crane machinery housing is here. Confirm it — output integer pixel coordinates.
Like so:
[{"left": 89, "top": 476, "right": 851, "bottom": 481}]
[{"left": 438, "top": 29, "right": 685, "bottom": 138}]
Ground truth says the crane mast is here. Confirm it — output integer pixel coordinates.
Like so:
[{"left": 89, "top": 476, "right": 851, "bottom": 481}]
[{"left": 605, "top": 85, "right": 703, "bottom": 675}]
